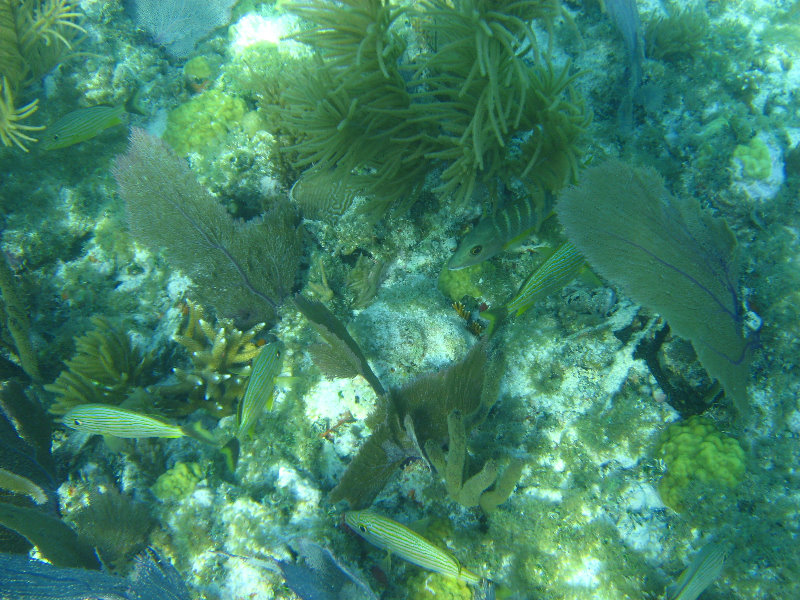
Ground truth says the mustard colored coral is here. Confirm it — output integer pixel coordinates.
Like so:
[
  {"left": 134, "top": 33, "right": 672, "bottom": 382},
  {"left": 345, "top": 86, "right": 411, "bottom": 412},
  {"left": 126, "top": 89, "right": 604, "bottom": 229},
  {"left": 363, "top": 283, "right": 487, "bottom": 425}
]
[
  {"left": 438, "top": 261, "right": 493, "bottom": 302},
  {"left": 164, "top": 88, "right": 247, "bottom": 155},
  {"left": 733, "top": 136, "right": 772, "bottom": 180},
  {"left": 151, "top": 462, "right": 205, "bottom": 502},
  {"left": 407, "top": 571, "right": 473, "bottom": 600},
  {"left": 656, "top": 416, "right": 745, "bottom": 510}
]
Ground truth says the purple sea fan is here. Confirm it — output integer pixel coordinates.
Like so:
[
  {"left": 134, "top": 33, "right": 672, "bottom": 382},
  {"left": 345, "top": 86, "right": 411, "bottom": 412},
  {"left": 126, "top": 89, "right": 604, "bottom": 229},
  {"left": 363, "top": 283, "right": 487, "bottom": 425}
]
[{"left": 129, "top": 0, "right": 238, "bottom": 58}]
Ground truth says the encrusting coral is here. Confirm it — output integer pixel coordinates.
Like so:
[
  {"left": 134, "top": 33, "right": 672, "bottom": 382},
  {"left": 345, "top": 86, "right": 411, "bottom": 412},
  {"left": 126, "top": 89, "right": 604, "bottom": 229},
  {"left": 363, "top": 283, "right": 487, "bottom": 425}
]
[
  {"left": 0, "top": 0, "right": 85, "bottom": 151},
  {"left": 160, "top": 301, "right": 264, "bottom": 418},
  {"left": 45, "top": 317, "right": 155, "bottom": 415}
]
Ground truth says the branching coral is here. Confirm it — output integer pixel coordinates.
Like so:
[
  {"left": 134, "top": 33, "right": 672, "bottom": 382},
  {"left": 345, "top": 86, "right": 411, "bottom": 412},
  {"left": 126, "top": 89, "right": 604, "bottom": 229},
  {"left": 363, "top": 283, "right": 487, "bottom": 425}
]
[
  {"left": 283, "top": 0, "right": 434, "bottom": 218},
  {"left": 0, "top": 0, "right": 84, "bottom": 151},
  {"left": 45, "top": 317, "right": 156, "bottom": 415},
  {"left": 283, "top": 0, "right": 587, "bottom": 219},
  {"left": 160, "top": 301, "right": 264, "bottom": 417}
]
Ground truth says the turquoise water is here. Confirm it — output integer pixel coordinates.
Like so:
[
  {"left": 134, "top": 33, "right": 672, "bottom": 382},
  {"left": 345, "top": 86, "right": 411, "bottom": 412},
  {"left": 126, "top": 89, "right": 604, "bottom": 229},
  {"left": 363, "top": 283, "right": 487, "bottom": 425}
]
[{"left": 0, "top": 1, "right": 798, "bottom": 599}]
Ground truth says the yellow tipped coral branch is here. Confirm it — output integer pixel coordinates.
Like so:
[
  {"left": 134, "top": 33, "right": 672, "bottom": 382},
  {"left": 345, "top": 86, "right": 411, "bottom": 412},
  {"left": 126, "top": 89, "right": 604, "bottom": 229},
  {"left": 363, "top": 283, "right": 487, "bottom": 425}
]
[
  {"left": 0, "top": 0, "right": 85, "bottom": 151},
  {"left": 18, "top": 0, "right": 85, "bottom": 53},
  {"left": 0, "top": 76, "right": 44, "bottom": 151}
]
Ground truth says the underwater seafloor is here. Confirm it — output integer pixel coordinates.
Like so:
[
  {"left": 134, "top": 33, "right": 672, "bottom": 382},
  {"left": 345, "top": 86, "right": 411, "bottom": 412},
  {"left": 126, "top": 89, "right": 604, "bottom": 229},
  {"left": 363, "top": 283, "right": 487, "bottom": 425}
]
[{"left": 1, "top": 0, "right": 800, "bottom": 599}]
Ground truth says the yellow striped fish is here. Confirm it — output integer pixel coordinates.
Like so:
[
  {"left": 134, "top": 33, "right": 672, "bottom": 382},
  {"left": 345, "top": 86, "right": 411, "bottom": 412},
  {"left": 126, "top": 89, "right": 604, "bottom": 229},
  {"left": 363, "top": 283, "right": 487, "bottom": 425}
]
[
  {"left": 61, "top": 404, "right": 186, "bottom": 439},
  {"left": 506, "top": 241, "right": 585, "bottom": 317},
  {"left": 237, "top": 341, "right": 283, "bottom": 438},
  {"left": 42, "top": 105, "right": 125, "bottom": 150},
  {"left": 480, "top": 241, "right": 585, "bottom": 336},
  {"left": 666, "top": 542, "right": 728, "bottom": 600},
  {"left": 344, "top": 510, "right": 482, "bottom": 585},
  {"left": 448, "top": 192, "right": 554, "bottom": 270}
]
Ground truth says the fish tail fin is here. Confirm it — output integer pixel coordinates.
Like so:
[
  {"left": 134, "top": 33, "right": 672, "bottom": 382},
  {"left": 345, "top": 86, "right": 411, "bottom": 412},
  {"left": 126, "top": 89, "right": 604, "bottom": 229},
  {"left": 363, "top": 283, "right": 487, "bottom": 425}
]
[
  {"left": 219, "top": 437, "right": 240, "bottom": 475},
  {"left": 479, "top": 307, "right": 507, "bottom": 338},
  {"left": 181, "top": 421, "right": 218, "bottom": 446}
]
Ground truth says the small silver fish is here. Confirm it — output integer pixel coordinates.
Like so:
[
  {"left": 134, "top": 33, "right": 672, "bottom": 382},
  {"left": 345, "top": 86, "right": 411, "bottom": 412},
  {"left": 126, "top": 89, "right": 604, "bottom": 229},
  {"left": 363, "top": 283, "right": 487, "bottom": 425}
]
[
  {"left": 666, "top": 541, "right": 728, "bottom": 600},
  {"left": 345, "top": 510, "right": 482, "bottom": 585},
  {"left": 61, "top": 404, "right": 185, "bottom": 439},
  {"left": 237, "top": 341, "right": 283, "bottom": 438},
  {"left": 448, "top": 192, "right": 554, "bottom": 270}
]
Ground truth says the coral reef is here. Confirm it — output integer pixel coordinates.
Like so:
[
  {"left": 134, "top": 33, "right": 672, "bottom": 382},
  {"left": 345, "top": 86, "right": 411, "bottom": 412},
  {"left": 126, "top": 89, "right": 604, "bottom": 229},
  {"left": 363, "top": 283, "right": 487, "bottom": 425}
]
[
  {"left": 346, "top": 255, "right": 386, "bottom": 309},
  {"left": 656, "top": 416, "right": 745, "bottom": 511},
  {"left": 114, "top": 129, "right": 304, "bottom": 326},
  {"left": 161, "top": 301, "right": 264, "bottom": 418},
  {"left": 0, "top": 0, "right": 85, "bottom": 150},
  {"left": 329, "top": 344, "right": 498, "bottom": 508},
  {"left": 558, "top": 160, "right": 756, "bottom": 418},
  {"left": 437, "top": 261, "right": 493, "bottom": 303},
  {"left": 151, "top": 462, "right": 205, "bottom": 502},
  {"left": 163, "top": 89, "right": 247, "bottom": 156},
  {"left": 68, "top": 488, "right": 155, "bottom": 571},
  {"left": 0, "top": 249, "right": 39, "bottom": 380},
  {"left": 282, "top": 0, "right": 587, "bottom": 220},
  {"left": 733, "top": 136, "right": 772, "bottom": 180},
  {"left": 295, "top": 294, "right": 385, "bottom": 396},
  {"left": 44, "top": 316, "right": 156, "bottom": 415},
  {"left": 425, "top": 410, "right": 522, "bottom": 512},
  {"left": 645, "top": 3, "right": 709, "bottom": 63},
  {"left": 0, "top": 381, "right": 98, "bottom": 568}
]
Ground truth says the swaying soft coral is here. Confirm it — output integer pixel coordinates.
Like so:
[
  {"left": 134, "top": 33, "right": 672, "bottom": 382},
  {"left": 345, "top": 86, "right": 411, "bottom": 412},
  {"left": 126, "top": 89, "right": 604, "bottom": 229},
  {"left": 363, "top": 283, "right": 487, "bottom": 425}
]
[
  {"left": 0, "top": 0, "right": 84, "bottom": 151},
  {"left": 0, "top": 75, "right": 43, "bottom": 151}
]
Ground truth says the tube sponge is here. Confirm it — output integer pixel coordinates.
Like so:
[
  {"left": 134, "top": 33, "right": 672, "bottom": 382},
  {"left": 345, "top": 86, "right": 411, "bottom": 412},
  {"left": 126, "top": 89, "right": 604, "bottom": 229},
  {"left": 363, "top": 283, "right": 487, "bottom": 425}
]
[{"left": 656, "top": 416, "right": 745, "bottom": 510}]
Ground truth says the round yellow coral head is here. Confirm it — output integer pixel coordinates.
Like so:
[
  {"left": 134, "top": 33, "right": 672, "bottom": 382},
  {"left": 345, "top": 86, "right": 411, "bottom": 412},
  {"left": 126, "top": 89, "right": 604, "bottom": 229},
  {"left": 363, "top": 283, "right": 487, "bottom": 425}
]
[{"left": 656, "top": 416, "right": 745, "bottom": 510}]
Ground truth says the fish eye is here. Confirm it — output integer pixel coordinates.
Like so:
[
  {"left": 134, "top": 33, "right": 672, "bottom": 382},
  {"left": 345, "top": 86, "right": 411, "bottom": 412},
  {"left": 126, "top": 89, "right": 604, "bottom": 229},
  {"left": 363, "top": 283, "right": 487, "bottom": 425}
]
[
  {"left": 470, "top": 245, "right": 482, "bottom": 256},
  {"left": 359, "top": 525, "right": 367, "bottom": 533},
  {"left": 72, "top": 419, "right": 81, "bottom": 426}
]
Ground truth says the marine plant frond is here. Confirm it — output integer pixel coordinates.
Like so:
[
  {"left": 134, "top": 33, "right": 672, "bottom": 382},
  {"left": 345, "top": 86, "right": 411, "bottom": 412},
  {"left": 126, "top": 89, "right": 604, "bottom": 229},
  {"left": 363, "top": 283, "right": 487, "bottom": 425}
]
[
  {"left": 17, "top": 0, "right": 85, "bottom": 53},
  {"left": 0, "top": 76, "right": 44, "bottom": 151},
  {"left": 0, "top": 0, "right": 26, "bottom": 83},
  {"left": 285, "top": 0, "right": 406, "bottom": 77},
  {"left": 45, "top": 316, "right": 156, "bottom": 414}
]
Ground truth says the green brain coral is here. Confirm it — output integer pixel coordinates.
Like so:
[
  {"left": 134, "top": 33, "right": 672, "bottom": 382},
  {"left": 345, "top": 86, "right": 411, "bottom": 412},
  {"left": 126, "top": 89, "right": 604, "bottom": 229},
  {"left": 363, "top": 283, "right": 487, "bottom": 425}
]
[
  {"left": 164, "top": 88, "right": 247, "bottom": 155},
  {"left": 733, "top": 136, "right": 772, "bottom": 180},
  {"left": 656, "top": 416, "right": 745, "bottom": 510}
]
